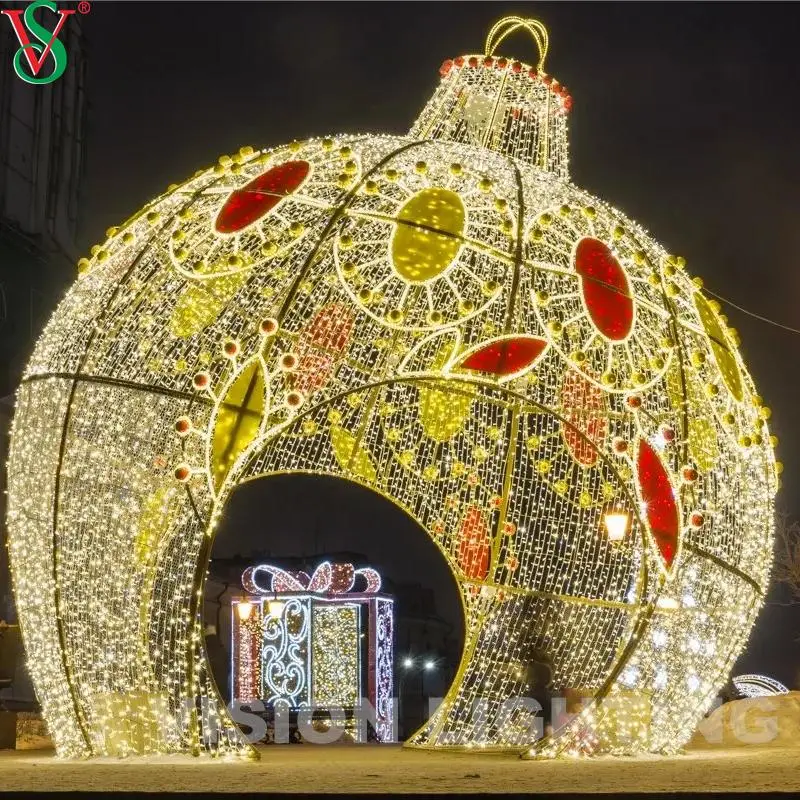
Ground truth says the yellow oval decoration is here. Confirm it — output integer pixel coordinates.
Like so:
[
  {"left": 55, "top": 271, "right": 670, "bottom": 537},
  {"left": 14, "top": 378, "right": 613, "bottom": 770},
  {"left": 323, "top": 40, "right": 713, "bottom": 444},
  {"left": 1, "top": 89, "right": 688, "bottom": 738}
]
[
  {"left": 212, "top": 360, "right": 266, "bottom": 489},
  {"left": 693, "top": 292, "right": 743, "bottom": 402},
  {"left": 391, "top": 188, "right": 465, "bottom": 283},
  {"left": 666, "top": 361, "right": 719, "bottom": 471},
  {"left": 330, "top": 425, "right": 378, "bottom": 483},
  {"left": 170, "top": 263, "right": 248, "bottom": 339}
]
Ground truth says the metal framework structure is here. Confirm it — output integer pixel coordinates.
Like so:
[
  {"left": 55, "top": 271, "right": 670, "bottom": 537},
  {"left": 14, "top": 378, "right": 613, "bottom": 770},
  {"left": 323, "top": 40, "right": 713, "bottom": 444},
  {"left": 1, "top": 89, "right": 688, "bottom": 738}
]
[{"left": 6, "top": 17, "right": 777, "bottom": 759}]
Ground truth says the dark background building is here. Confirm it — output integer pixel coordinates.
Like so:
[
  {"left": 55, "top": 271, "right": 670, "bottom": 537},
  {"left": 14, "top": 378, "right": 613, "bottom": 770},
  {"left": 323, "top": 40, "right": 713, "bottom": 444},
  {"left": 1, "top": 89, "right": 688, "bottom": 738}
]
[{"left": 0, "top": 2, "right": 88, "bottom": 712}]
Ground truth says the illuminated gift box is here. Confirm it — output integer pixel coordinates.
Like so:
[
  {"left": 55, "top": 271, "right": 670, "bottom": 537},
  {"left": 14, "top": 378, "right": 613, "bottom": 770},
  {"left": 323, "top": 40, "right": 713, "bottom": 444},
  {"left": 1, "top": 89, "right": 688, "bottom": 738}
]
[{"left": 231, "top": 561, "right": 394, "bottom": 742}]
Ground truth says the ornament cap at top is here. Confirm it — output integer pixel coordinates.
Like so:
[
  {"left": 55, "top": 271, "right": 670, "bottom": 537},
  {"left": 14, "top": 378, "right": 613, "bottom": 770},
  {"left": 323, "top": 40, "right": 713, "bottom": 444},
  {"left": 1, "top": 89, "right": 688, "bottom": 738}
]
[{"left": 410, "top": 15, "right": 571, "bottom": 178}]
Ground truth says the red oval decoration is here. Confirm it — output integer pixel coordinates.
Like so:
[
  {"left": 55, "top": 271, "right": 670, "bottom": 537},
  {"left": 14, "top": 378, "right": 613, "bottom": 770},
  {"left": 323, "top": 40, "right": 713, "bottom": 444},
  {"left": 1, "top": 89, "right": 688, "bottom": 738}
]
[
  {"left": 457, "top": 505, "right": 491, "bottom": 581},
  {"left": 458, "top": 336, "right": 547, "bottom": 378},
  {"left": 560, "top": 371, "right": 608, "bottom": 467},
  {"left": 215, "top": 160, "right": 310, "bottom": 234},
  {"left": 573, "top": 237, "right": 633, "bottom": 341},
  {"left": 637, "top": 439, "right": 680, "bottom": 569},
  {"left": 294, "top": 303, "right": 354, "bottom": 396}
]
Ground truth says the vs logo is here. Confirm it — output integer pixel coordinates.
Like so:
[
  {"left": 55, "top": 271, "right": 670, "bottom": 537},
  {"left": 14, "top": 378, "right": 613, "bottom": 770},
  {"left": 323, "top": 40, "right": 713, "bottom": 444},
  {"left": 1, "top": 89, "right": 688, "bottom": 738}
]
[{"left": 2, "top": 0, "right": 88, "bottom": 85}]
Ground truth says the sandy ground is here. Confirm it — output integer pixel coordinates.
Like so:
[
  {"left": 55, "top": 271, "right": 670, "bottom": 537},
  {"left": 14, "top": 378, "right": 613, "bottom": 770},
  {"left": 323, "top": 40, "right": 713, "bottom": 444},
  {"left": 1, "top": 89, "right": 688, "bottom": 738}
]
[
  {"left": 0, "top": 743, "right": 799, "bottom": 794},
  {"left": 2, "top": 695, "right": 799, "bottom": 793}
]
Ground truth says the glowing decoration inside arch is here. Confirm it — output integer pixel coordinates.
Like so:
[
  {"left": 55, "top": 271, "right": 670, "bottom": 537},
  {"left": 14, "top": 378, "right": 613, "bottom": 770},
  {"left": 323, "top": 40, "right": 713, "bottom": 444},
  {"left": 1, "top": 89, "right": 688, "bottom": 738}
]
[
  {"left": 6, "top": 15, "right": 778, "bottom": 762},
  {"left": 233, "top": 561, "right": 394, "bottom": 742}
]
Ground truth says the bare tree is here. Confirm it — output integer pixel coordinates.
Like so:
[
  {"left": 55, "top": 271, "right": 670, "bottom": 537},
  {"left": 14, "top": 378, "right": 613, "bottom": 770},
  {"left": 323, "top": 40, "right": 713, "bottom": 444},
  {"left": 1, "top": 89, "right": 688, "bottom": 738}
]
[{"left": 774, "top": 513, "right": 800, "bottom": 604}]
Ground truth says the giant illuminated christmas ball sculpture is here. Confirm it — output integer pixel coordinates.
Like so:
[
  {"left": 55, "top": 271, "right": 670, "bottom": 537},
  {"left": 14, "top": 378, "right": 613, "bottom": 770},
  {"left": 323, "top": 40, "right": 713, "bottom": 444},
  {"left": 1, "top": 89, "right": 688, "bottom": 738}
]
[{"left": 7, "top": 17, "right": 778, "bottom": 759}]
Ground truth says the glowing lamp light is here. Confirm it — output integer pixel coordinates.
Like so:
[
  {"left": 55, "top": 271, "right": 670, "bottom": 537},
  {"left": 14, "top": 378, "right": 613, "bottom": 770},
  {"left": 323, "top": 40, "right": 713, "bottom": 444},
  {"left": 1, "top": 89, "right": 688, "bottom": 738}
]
[
  {"left": 424, "top": 660, "right": 436, "bottom": 671},
  {"left": 403, "top": 657, "right": 414, "bottom": 669},
  {"left": 603, "top": 510, "right": 629, "bottom": 542},
  {"left": 236, "top": 601, "right": 254, "bottom": 621},
  {"left": 266, "top": 599, "right": 286, "bottom": 618}
]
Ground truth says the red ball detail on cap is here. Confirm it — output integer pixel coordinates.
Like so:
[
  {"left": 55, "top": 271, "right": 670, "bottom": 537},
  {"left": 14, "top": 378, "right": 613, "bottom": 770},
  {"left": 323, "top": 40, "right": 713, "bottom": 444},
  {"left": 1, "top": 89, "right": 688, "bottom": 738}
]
[
  {"left": 564, "top": 97, "right": 573, "bottom": 111},
  {"left": 440, "top": 59, "right": 452, "bottom": 77},
  {"left": 691, "top": 512, "right": 705, "bottom": 528},
  {"left": 543, "top": 75, "right": 553, "bottom": 85},
  {"left": 512, "top": 61, "right": 522, "bottom": 73},
  {"left": 613, "top": 438, "right": 629, "bottom": 454},
  {"left": 483, "top": 56, "right": 494, "bottom": 68},
  {"left": 175, "top": 417, "right": 191, "bottom": 435},
  {"left": 661, "top": 426, "right": 676, "bottom": 442},
  {"left": 626, "top": 395, "right": 642, "bottom": 409},
  {"left": 454, "top": 56, "right": 464, "bottom": 67},
  {"left": 193, "top": 372, "right": 209, "bottom": 389},
  {"left": 496, "top": 57, "right": 508, "bottom": 69},
  {"left": 528, "top": 68, "right": 538, "bottom": 80},
  {"left": 223, "top": 340, "right": 238, "bottom": 357},
  {"left": 468, "top": 56, "right": 479, "bottom": 68},
  {"left": 682, "top": 467, "right": 698, "bottom": 483}
]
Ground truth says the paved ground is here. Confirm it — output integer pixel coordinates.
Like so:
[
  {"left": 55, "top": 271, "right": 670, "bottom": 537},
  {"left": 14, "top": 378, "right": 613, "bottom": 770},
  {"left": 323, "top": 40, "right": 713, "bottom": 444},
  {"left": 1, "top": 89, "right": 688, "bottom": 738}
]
[{"left": 1, "top": 742, "right": 799, "bottom": 794}]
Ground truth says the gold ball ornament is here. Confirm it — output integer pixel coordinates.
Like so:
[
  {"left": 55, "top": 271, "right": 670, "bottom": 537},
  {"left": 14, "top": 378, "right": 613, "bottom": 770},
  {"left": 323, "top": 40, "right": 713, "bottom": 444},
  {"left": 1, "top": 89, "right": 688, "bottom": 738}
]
[{"left": 5, "top": 16, "right": 776, "bottom": 762}]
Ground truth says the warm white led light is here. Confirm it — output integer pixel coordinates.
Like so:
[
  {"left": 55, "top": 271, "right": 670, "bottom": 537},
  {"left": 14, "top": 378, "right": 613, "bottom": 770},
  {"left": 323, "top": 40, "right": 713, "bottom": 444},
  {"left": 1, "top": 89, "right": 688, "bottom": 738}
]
[
  {"left": 266, "top": 599, "right": 285, "bottom": 619},
  {"left": 5, "top": 15, "right": 778, "bottom": 760},
  {"left": 604, "top": 511, "right": 629, "bottom": 542}
]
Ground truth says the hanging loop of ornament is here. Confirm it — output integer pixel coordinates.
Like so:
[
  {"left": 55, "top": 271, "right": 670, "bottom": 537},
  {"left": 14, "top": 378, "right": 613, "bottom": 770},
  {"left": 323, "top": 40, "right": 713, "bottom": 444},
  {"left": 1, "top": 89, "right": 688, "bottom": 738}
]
[{"left": 484, "top": 16, "right": 549, "bottom": 69}]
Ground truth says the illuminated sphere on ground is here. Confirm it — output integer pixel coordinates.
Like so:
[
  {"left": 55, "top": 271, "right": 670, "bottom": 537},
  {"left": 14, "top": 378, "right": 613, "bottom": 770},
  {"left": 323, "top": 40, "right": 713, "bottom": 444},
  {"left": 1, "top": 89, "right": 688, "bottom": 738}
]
[{"left": 7, "top": 17, "right": 778, "bottom": 759}]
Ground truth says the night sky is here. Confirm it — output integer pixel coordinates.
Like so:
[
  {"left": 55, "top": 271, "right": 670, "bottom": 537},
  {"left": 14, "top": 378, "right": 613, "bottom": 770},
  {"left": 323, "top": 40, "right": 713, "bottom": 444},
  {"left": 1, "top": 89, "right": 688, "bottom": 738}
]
[{"left": 73, "top": 2, "right": 800, "bottom": 686}]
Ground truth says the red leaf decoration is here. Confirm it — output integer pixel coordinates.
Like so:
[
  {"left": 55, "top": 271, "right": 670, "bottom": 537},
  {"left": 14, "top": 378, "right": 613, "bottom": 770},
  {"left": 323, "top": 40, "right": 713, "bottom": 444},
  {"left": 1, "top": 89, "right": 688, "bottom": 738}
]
[
  {"left": 457, "top": 505, "right": 491, "bottom": 581},
  {"left": 294, "top": 303, "right": 354, "bottom": 396},
  {"left": 560, "top": 371, "right": 608, "bottom": 467},
  {"left": 574, "top": 237, "right": 634, "bottom": 341},
  {"left": 457, "top": 336, "right": 547, "bottom": 379},
  {"left": 637, "top": 439, "right": 680, "bottom": 569},
  {"left": 215, "top": 160, "right": 310, "bottom": 233}
]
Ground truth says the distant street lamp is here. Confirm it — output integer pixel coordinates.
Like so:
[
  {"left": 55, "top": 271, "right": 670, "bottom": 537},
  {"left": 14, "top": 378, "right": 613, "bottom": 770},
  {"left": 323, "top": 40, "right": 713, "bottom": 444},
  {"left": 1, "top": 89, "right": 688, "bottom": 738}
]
[{"left": 398, "top": 655, "right": 437, "bottom": 740}]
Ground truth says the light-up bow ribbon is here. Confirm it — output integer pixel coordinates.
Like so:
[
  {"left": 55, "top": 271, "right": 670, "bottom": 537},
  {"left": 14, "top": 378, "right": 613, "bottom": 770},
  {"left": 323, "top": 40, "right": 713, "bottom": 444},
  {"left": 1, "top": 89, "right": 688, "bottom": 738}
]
[{"left": 242, "top": 561, "right": 381, "bottom": 595}]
